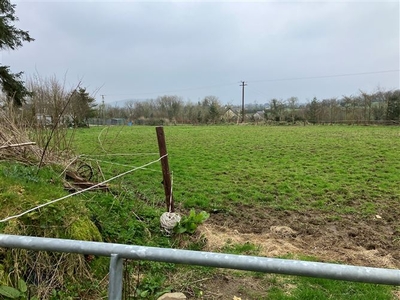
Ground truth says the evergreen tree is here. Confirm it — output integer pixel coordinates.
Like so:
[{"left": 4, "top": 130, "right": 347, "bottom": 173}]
[
  {"left": 68, "top": 88, "right": 97, "bottom": 127},
  {"left": 386, "top": 91, "right": 400, "bottom": 122},
  {"left": 208, "top": 98, "right": 221, "bottom": 124},
  {"left": 0, "top": 0, "right": 34, "bottom": 106},
  {"left": 308, "top": 97, "right": 319, "bottom": 124}
]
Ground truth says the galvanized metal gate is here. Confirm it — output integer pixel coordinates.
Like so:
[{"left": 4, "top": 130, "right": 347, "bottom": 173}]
[{"left": 0, "top": 234, "right": 399, "bottom": 299}]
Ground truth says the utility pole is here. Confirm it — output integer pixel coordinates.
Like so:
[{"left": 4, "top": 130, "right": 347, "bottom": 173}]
[{"left": 240, "top": 81, "right": 247, "bottom": 123}]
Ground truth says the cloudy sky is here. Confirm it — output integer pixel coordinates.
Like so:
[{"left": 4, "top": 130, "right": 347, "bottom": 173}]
[{"left": 2, "top": 0, "right": 399, "bottom": 105}]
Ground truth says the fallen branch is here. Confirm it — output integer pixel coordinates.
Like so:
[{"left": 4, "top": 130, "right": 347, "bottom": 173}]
[
  {"left": 63, "top": 181, "right": 109, "bottom": 193},
  {"left": 0, "top": 142, "right": 36, "bottom": 150}
]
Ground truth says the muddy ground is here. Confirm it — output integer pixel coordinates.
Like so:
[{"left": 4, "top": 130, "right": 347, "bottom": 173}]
[{"left": 183, "top": 204, "right": 400, "bottom": 299}]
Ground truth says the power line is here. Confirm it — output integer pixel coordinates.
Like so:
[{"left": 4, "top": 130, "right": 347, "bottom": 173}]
[
  {"left": 247, "top": 69, "right": 399, "bottom": 83},
  {"left": 100, "top": 69, "right": 398, "bottom": 102},
  {"left": 246, "top": 86, "right": 269, "bottom": 99},
  {"left": 103, "top": 82, "right": 238, "bottom": 97}
]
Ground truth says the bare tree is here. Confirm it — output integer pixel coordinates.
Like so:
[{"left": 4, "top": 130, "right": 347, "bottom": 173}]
[
  {"left": 340, "top": 96, "right": 353, "bottom": 124},
  {"left": 26, "top": 74, "right": 71, "bottom": 127},
  {"left": 157, "top": 95, "right": 183, "bottom": 123},
  {"left": 124, "top": 100, "right": 135, "bottom": 121},
  {"left": 286, "top": 96, "right": 298, "bottom": 123},
  {"left": 360, "top": 90, "right": 372, "bottom": 124},
  {"left": 328, "top": 98, "right": 339, "bottom": 124}
]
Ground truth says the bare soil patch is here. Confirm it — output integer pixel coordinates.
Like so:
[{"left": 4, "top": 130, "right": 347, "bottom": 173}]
[
  {"left": 203, "top": 205, "right": 400, "bottom": 268},
  {"left": 188, "top": 205, "right": 400, "bottom": 299}
]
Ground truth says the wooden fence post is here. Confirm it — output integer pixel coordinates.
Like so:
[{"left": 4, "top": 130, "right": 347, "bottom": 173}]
[{"left": 156, "top": 126, "right": 174, "bottom": 212}]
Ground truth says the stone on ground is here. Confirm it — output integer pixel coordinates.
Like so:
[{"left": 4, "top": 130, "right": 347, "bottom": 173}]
[{"left": 157, "top": 292, "right": 187, "bottom": 300}]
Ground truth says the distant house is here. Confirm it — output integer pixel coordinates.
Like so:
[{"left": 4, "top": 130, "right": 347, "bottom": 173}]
[
  {"left": 222, "top": 108, "right": 238, "bottom": 122},
  {"left": 110, "top": 118, "right": 125, "bottom": 125},
  {"left": 36, "top": 114, "right": 52, "bottom": 126},
  {"left": 253, "top": 111, "right": 265, "bottom": 121}
]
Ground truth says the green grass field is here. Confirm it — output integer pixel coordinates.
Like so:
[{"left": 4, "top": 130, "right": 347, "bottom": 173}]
[
  {"left": 1, "top": 125, "right": 399, "bottom": 299},
  {"left": 73, "top": 125, "right": 400, "bottom": 215}
]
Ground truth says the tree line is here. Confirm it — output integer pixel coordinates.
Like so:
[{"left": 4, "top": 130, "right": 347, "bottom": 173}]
[
  {"left": 98, "top": 95, "right": 224, "bottom": 126},
  {"left": 2, "top": 81, "right": 399, "bottom": 126},
  {"left": 263, "top": 90, "right": 400, "bottom": 125},
  {"left": 96, "top": 89, "right": 400, "bottom": 125}
]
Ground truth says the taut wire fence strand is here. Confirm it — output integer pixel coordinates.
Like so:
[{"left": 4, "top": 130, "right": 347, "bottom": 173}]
[{"left": 0, "top": 154, "right": 168, "bottom": 223}]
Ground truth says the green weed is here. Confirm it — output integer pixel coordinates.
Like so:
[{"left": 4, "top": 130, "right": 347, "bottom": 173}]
[
  {"left": 174, "top": 209, "right": 210, "bottom": 234},
  {"left": 267, "top": 275, "right": 393, "bottom": 300},
  {"left": 222, "top": 242, "right": 261, "bottom": 255}
]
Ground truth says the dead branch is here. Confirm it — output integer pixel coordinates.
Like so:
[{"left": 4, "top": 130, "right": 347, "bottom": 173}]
[{"left": 0, "top": 142, "right": 36, "bottom": 150}]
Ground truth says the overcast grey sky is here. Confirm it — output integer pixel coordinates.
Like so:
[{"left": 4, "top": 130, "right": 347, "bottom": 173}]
[{"left": 2, "top": 0, "right": 399, "bottom": 105}]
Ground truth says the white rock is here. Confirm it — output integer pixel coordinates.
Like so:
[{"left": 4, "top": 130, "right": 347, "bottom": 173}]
[
  {"left": 270, "top": 225, "right": 297, "bottom": 237},
  {"left": 157, "top": 292, "right": 187, "bottom": 300}
]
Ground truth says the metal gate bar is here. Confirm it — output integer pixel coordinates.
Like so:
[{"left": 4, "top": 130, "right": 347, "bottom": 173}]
[
  {"left": 109, "top": 254, "right": 123, "bottom": 299},
  {"left": 0, "top": 234, "right": 399, "bottom": 299}
]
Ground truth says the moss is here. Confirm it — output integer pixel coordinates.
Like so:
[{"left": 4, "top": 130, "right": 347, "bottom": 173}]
[
  {"left": 68, "top": 217, "right": 102, "bottom": 242},
  {"left": 0, "top": 185, "right": 24, "bottom": 210}
]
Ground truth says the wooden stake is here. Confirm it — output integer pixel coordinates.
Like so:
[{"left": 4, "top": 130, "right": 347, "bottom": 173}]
[{"left": 156, "top": 126, "right": 174, "bottom": 212}]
